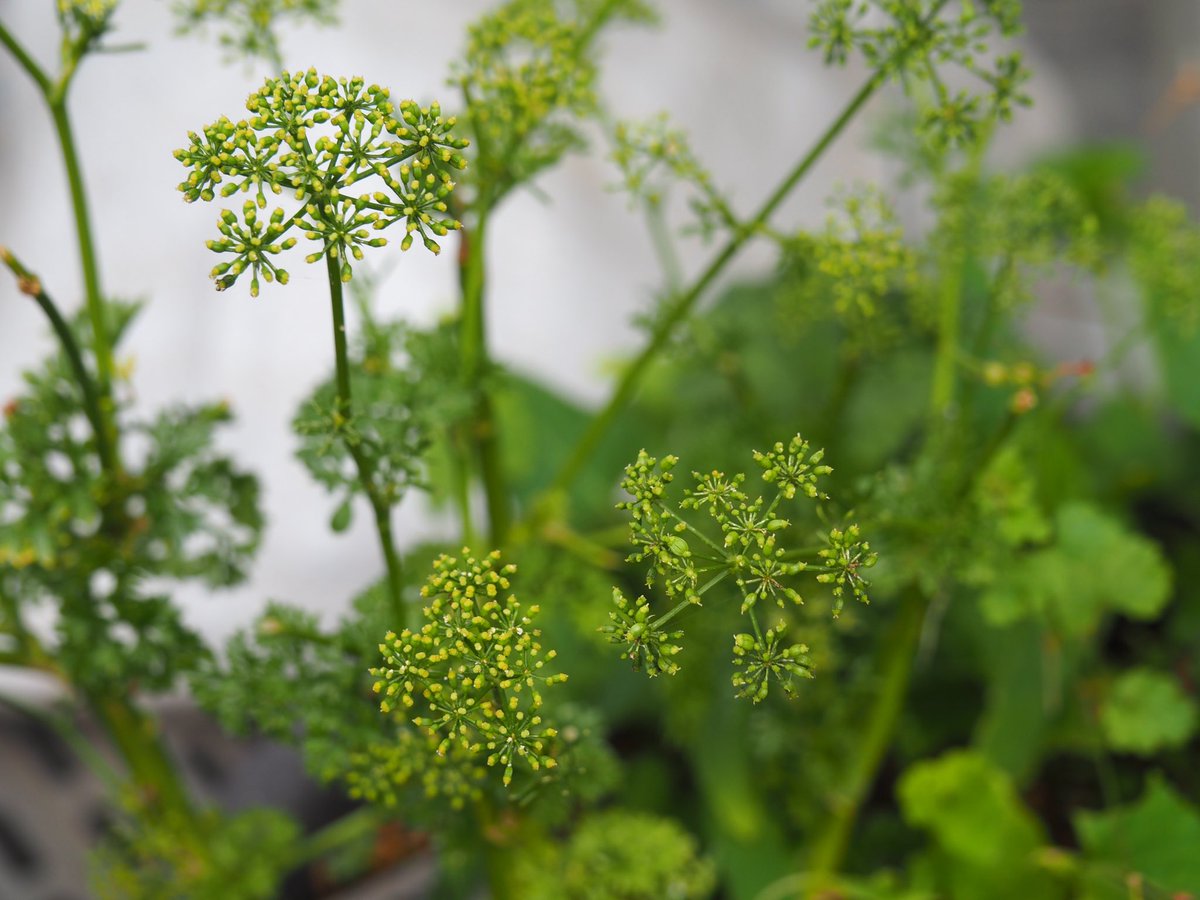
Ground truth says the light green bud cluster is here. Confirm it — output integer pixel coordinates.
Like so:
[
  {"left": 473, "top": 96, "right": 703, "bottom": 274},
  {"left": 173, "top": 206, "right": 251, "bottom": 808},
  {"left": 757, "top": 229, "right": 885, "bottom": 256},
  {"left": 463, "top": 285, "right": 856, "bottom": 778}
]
[
  {"left": 57, "top": 0, "right": 117, "bottom": 20},
  {"left": 611, "top": 114, "right": 732, "bottom": 239},
  {"left": 817, "top": 524, "right": 876, "bottom": 616},
  {"left": 454, "top": 0, "right": 652, "bottom": 193},
  {"left": 809, "top": 0, "right": 1030, "bottom": 150},
  {"left": 176, "top": 70, "right": 468, "bottom": 294},
  {"left": 600, "top": 588, "right": 684, "bottom": 677},
  {"left": 371, "top": 551, "right": 567, "bottom": 788},
  {"left": 172, "top": 0, "right": 338, "bottom": 64},
  {"left": 607, "top": 436, "right": 875, "bottom": 700},
  {"left": 731, "top": 622, "right": 813, "bottom": 703}
]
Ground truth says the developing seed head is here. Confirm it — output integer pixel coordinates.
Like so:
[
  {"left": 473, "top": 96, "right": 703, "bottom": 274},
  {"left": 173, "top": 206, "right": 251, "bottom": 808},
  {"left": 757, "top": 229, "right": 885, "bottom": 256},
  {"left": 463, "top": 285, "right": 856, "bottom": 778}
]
[
  {"left": 176, "top": 72, "right": 468, "bottom": 295},
  {"left": 370, "top": 551, "right": 566, "bottom": 789}
]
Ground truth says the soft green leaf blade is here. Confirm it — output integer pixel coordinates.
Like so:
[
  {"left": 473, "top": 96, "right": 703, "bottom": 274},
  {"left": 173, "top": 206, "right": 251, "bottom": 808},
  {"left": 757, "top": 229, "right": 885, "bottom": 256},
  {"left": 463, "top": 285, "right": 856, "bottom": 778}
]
[
  {"left": 1075, "top": 776, "right": 1200, "bottom": 894},
  {"left": 1099, "top": 668, "right": 1198, "bottom": 756}
]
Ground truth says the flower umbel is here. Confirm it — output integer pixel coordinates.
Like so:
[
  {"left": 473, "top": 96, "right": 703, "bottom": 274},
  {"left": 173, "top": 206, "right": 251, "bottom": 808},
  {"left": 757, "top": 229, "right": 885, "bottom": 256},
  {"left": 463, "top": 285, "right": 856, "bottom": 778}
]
[
  {"left": 176, "top": 70, "right": 468, "bottom": 294},
  {"left": 371, "top": 550, "right": 566, "bottom": 788}
]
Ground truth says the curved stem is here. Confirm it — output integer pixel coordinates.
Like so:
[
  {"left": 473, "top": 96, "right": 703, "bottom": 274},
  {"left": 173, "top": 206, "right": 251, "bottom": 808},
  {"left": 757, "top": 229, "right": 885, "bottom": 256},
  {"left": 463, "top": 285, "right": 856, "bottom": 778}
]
[
  {"left": 325, "top": 253, "right": 409, "bottom": 629},
  {"left": 1, "top": 248, "right": 115, "bottom": 472}
]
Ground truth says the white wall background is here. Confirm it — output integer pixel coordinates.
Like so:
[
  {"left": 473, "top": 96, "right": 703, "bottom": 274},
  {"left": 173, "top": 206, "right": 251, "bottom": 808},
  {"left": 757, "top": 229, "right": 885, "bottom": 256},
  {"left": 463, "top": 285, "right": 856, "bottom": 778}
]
[{"left": 0, "top": 0, "right": 1076, "bottom": 649}]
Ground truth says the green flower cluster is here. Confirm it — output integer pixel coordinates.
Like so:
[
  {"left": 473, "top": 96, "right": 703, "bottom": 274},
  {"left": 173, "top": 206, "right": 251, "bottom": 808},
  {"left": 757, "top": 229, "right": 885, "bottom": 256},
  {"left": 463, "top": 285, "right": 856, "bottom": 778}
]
[
  {"left": 809, "top": 0, "right": 1029, "bottom": 150},
  {"left": 611, "top": 114, "right": 732, "bottom": 240},
  {"left": 453, "top": 0, "right": 653, "bottom": 197},
  {"left": 605, "top": 436, "right": 875, "bottom": 701},
  {"left": 175, "top": 70, "right": 468, "bottom": 294},
  {"left": 779, "top": 188, "right": 918, "bottom": 330},
  {"left": 57, "top": 0, "right": 118, "bottom": 32},
  {"left": 372, "top": 551, "right": 567, "bottom": 787},
  {"left": 172, "top": 0, "right": 338, "bottom": 65}
]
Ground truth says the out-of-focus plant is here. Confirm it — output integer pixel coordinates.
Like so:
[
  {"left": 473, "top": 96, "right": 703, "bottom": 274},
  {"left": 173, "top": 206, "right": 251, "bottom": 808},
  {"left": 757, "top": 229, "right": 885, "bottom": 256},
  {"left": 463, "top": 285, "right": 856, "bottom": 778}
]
[{"left": 4, "top": 0, "right": 1200, "bottom": 898}]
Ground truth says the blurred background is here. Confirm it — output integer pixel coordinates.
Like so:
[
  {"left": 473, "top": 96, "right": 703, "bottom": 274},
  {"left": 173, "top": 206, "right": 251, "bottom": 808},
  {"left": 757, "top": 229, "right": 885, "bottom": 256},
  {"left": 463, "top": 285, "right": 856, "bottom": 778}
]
[
  {"left": 2, "top": 0, "right": 1198, "bottom": 643},
  {"left": 1, "top": 0, "right": 1198, "bottom": 896}
]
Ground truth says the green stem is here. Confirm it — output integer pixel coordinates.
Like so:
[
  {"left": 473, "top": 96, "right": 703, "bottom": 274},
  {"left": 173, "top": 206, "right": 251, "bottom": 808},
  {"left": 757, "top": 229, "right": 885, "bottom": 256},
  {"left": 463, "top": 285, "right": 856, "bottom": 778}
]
[
  {"left": 48, "top": 95, "right": 116, "bottom": 426},
  {"left": 459, "top": 209, "right": 512, "bottom": 546},
  {"left": 90, "top": 692, "right": 195, "bottom": 819},
  {"left": 1, "top": 248, "right": 115, "bottom": 472},
  {"left": 0, "top": 18, "right": 51, "bottom": 92},
  {"left": 292, "top": 805, "right": 386, "bottom": 867},
  {"left": 804, "top": 588, "right": 929, "bottom": 896},
  {"left": 325, "top": 253, "right": 410, "bottom": 629}
]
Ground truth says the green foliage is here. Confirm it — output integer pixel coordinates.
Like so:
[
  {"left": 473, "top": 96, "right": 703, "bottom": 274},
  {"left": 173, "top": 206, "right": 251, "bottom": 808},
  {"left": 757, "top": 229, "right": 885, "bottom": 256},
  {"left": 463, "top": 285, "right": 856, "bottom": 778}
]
[
  {"left": 294, "top": 318, "right": 469, "bottom": 517},
  {"left": 9, "top": 0, "right": 1200, "bottom": 897},
  {"left": 0, "top": 308, "right": 261, "bottom": 692},
  {"left": 1099, "top": 668, "right": 1198, "bottom": 757},
  {"left": 90, "top": 803, "right": 299, "bottom": 900},
  {"left": 979, "top": 503, "right": 1172, "bottom": 638},
  {"left": 175, "top": 70, "right": 468, "bottom": 294},
  {"left": 521, "top": 810, "right": 717, "bottom": 900},
  {"left": 897, "top": 750, "right": 1061, "bottom": 900},
  {"left": 603, "top": 437, "right": 875, "bottom": 701},
  {"left": 1075, "top": 777, "right": 1200, "bottom": 895},
  {"left": 372, "top": 550, "right": 568, "bottom": 788}
]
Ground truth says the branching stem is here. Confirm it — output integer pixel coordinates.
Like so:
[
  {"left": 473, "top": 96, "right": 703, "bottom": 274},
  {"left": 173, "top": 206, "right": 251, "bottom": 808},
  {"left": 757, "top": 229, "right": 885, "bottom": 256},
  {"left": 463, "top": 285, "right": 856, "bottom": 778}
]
[{"left": 1, "top": 248, "right": 115, "bottom": 472}]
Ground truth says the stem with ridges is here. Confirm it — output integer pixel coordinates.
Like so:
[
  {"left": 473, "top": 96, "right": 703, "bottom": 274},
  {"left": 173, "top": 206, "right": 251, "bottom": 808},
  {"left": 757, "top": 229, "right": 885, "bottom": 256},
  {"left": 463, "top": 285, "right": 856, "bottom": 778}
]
[{"left": 325, "top": 252, "right": 410, "bottom": 629}]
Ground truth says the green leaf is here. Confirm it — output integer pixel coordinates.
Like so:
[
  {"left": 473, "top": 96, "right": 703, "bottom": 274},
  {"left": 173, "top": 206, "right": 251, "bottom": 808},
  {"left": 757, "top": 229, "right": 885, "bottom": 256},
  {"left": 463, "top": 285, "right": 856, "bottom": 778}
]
[
  {"left": 330, "top": 499, "right": 353, "bottom": 533},
  {"left": 980, "top": 503, "right": 1172, "bottom": 637},
  {"left": 1075, "top": 776, "right": 1200, "bottom": 894},
  {"left": 1099, "top": 668, "right": 1198, "bottom": 756},
  {"left": 898, "top": 750, "right": 1063, "bottom": 900}
]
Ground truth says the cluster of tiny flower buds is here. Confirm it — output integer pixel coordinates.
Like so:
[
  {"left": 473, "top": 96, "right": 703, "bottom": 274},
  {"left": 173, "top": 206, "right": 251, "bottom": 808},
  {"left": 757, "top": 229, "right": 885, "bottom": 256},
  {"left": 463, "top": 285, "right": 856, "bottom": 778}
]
[
  {"left": 371, "top": 551, "right": 566, "bottom": 788},
  {"left": 754, "top": 434, "right": 832, "bottom": 501},
  {"left": 608, "top": 436, "right": 876, "bottom": 699},
  {"left": 808, "top": 0, "right": 1029, "bottom": 150},
  {"left": 817, "top": 524, "right": 878, "bottom": 617},
  {"left": 611, "top": 114, "right": 732, "bottom": 239},
  {"left": 175, "top": 70, "right": 468, "bottom": 294},
  {"left": 57, "top": 0, "right": 117, "bottom": 30},
  {"left": 599, "top": 588, "right": 684, "bottom": 677},
  {"left": 731, "top": 623, "right": 813, "bottom": 704}
]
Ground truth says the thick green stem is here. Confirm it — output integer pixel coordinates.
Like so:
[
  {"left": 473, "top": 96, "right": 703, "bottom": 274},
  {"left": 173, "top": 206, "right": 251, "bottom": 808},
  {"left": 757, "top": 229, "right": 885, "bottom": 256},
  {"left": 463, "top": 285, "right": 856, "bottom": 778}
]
[
  {"left": 1, "top": 248, "right": 115, "bottom": 472},
  {"left": 459, "top": 210, "right": 512, "bottom": 546},
  {"left": 804, "top": 589, "right": 929, "bottom": 895},
  {"left": 325, "top": 253, "right": 409, "bottom": 629},
  {"left": 91, "top": 693, "right": 195, "bottom": 820}
]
